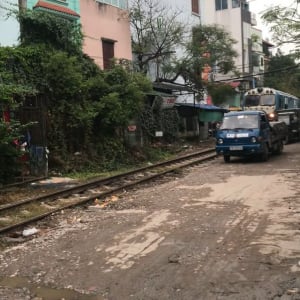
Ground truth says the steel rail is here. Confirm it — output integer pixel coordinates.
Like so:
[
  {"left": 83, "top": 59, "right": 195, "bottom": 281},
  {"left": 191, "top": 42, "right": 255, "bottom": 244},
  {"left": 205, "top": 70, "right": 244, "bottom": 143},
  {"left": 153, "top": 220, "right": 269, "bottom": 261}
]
[
  {"left": 0, "top": 176, "right": 47, "bottom": 191},
  {"left": 0, "top": 150, "right": 217, "bottom": 235},
  {"left": 0, "top": 147, "right": 215, "bottom": 213}
]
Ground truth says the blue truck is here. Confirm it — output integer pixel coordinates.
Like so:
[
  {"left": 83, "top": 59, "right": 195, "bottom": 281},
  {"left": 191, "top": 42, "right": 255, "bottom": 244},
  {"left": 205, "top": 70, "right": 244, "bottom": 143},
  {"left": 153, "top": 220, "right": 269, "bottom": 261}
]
[{"left": 215, "top": 110, "right": 288, "bottom": 162}]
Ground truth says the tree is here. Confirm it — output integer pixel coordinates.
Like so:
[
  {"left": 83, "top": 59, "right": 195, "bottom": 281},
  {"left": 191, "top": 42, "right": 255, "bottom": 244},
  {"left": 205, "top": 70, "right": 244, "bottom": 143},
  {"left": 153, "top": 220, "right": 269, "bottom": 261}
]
[
  {"left": 0, "top": 46, "right": 38, "bottom": 183},
  {"left": 130, "top": 0, "right": 186, "bottom": 77},
  {"left": 162, "top": 25, "right": 238, "bottom": 90},
  {"left": 18, "top": 10, "right": 83, "bottom": 55},
  {"left": 264, "top": 51, "right": 300, "bottom": 97},
  {"left": 0, "top": 8, "right": 153, "bottom": 174},
  {"left": 206, "top": 84, "right": 236, "bottom": 106},
  {"left": 262, "top": 1, "right": 300, "bottom": 53}
]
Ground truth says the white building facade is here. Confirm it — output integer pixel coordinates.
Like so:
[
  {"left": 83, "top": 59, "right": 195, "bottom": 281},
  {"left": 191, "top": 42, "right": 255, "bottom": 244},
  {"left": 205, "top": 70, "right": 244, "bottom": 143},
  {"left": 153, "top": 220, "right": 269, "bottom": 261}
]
[{"left": 200, "top": 0, "right": 259, "bottom": 90}]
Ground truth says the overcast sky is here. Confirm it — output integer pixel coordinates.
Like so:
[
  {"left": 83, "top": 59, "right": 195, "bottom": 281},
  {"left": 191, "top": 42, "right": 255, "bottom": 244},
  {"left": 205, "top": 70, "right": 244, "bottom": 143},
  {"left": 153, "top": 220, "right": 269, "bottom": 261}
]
[
  {"left": 0, "top": 0, "right": 19, "bottom": 46},
  {"left": 249, "top": 0, "right": 297, "bottom": 53}
]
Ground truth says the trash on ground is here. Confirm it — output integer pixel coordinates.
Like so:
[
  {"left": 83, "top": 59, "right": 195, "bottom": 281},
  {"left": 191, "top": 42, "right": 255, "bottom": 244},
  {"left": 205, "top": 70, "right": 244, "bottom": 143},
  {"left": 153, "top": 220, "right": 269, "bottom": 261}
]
[{"left": 22, "top": 227, "right": 39, "bottom": 237}]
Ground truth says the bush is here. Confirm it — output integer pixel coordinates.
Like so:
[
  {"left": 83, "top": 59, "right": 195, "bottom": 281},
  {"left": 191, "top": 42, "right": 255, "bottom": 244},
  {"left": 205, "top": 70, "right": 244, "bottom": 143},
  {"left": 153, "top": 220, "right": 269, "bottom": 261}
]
[{"left": 0, "top": 142, "right": 21, "bottom": 184}]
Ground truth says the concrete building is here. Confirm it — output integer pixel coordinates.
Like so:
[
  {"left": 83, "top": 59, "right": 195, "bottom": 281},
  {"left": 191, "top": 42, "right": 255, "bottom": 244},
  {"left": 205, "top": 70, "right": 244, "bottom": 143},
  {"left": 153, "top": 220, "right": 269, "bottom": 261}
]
[
  {"left": 249, "top": 27, "right": 265, "bottom": 88},
  {"left": 0, "top": 0, "right": 132, "bottom": 69},
  {"left": 26, "top": 0, "right": 80, "bottom": 16},
  {"left": 200, "top": 0, "right": 259, "bottom": 90},
  {"left": 81, "top": 0, "right": 132, "bottom": 69}
]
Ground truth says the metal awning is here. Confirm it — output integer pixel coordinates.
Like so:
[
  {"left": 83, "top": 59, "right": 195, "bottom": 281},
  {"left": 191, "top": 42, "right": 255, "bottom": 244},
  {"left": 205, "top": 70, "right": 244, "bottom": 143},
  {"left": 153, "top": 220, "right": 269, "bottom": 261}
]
[
  {"left": 152, "top": 82, "right": 198, "bottom": 94},
  {"left": 175, "top": 103, "right": 229, "bottom": 112},
  {"left": 146, "top": 90, "right": 174, "bottom": 97}
]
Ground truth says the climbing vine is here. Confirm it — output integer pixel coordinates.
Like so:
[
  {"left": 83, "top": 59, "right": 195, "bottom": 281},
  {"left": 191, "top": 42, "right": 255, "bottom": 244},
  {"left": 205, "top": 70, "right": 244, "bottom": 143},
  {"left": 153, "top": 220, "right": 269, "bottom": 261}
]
[
  {"left": 140, "top": 97, "right": 179, "bottom": 143},
  {"left": 0, "top": 7, "right": 154, "bottom": 178}
]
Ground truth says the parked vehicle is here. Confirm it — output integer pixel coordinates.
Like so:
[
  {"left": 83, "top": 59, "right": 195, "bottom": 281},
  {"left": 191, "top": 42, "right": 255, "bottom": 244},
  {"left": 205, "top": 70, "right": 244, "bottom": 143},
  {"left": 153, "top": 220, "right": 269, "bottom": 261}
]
[
  {"left": 277, "top": 108, "right": 300, "bottom": 144},
  {"left": 215, "top": 110, "right": 288, "bottom": 162}
]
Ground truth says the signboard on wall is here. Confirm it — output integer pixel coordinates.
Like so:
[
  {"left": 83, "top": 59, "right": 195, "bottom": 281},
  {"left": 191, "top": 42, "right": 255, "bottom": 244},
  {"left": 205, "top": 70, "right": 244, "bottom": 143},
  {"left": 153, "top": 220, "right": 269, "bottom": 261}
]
[
  {"left": 127, "top": 125, "right": 137, "bottom": 132},
  {"left": 161, "top": 96, "right": 177, "bottom": 108}
]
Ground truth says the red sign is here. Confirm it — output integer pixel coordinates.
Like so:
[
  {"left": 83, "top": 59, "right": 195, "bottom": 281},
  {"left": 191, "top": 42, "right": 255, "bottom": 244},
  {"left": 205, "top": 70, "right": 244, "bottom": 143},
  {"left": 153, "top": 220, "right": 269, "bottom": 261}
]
[
  {"left": 162, "top": 96, "right": 176, "bottom": 108},
  {"left": 127, "top": 125, "right": 137, "bottom": 132}
]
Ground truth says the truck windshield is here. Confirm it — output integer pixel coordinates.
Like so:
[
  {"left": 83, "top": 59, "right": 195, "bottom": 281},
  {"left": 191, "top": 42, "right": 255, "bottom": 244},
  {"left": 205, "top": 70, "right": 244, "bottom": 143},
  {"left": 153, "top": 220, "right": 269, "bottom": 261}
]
[{"left": 220, "top": 115, "right": 259, "bottom": 129}]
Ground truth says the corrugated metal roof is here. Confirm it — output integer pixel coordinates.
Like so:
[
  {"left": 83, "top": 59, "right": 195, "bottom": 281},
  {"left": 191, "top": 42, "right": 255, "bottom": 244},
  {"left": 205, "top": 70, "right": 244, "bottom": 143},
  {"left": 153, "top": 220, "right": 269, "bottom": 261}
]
[
  {"left": 153, "top": 82, "right": 197, "bottom": 93},
  {"left": 146, "top": 90, "right": 175, "bottom": 97},
  {"left": 175, "top": 103, "right": 228, "bottom": 112}
]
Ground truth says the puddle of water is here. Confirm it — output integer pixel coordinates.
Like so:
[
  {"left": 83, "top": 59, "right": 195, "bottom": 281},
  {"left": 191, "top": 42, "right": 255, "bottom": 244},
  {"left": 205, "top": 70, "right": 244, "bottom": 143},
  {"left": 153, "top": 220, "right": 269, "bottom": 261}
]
[{"left": 0, "top": 276, "right": 104, "bottom": 300}]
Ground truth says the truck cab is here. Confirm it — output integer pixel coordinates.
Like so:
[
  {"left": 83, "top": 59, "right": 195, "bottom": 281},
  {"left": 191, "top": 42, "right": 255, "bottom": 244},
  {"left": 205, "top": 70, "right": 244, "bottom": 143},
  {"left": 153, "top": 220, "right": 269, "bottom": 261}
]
[{"left": 215, "top": 110, "right": 287, "bottom": 162}]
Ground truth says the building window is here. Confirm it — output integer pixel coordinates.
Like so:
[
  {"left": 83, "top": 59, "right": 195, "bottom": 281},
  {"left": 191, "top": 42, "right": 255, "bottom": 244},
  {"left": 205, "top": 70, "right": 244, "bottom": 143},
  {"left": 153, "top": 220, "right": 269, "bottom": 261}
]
[
  {"left": 191, "top": 0, "right": 199, "bottom": 14},
  {"left": 215, "top": 0, "right": 228, "bottom": 10},
  {"left": 232, "top": 0, "right": 240, "bottom": 8},
  {"left": 102, "top": 39, "right": 115, "bottom": 70}
]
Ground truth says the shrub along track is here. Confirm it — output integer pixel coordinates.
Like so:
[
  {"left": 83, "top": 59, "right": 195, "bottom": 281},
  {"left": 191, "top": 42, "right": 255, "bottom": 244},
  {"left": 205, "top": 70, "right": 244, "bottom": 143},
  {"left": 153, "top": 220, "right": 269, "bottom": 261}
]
[{"left": 0, "top": 148, "right": 216, "bottom": 235}]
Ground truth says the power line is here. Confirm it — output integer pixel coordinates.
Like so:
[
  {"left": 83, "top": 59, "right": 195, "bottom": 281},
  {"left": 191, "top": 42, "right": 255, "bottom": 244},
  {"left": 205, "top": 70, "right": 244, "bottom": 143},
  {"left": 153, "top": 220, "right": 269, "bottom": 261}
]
[{"left": 214, "top": 63, "right": 300, "bottom": 83}]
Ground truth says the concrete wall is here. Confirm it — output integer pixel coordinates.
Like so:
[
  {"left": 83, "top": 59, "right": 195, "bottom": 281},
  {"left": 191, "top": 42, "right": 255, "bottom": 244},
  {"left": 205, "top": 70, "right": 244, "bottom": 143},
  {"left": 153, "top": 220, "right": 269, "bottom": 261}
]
[{"left": 81, "top": 0, "right": 132, "bottom": 68}]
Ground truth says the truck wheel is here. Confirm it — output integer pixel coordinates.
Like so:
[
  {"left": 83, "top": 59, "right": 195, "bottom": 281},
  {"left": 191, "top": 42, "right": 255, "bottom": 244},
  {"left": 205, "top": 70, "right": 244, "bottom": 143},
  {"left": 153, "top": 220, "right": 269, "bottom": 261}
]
[
  {"left": 261, "top": 143, "right": 269, "bottom": 162},
  {"left": 224, "top": 155, "right": 230, "bottom": 163}
]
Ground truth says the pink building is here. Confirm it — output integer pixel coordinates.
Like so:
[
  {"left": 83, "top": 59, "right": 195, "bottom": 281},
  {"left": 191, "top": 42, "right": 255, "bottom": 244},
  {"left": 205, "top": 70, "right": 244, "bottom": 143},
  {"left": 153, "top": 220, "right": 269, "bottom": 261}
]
[{"left": 80, "top": 0, "right": 132, "bottom": 69}]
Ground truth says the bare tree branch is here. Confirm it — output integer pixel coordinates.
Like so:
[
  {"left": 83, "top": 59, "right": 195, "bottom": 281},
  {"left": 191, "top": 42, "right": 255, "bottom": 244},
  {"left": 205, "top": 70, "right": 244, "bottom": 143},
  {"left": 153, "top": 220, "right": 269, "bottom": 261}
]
[{"left": 262, "top": 1, "right": 300, "bottom": 49}]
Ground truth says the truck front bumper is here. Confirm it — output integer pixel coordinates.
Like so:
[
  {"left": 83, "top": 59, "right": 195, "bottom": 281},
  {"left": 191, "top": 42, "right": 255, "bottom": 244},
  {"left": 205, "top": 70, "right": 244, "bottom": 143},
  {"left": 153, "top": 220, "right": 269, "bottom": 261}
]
[{"left": 216, "top": 144, "right": 263, "bottom": 157}]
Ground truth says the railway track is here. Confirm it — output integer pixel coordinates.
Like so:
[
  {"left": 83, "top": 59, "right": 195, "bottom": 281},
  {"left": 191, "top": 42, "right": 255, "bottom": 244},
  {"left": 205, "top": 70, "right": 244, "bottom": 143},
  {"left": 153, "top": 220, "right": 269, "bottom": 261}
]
[
  {"left": 0, "top": 147, "right": 216, "bottom": 235},
  {"left": 0, "top": 176, "right": 47, "bottom": 191}
]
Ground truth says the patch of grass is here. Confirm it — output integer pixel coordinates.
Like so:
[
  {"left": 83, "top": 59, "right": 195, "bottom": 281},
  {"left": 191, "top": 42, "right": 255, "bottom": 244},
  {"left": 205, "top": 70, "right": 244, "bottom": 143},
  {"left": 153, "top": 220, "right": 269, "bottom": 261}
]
[
  {"left": 61, "top": 145, "right": 177, "bottom": 180},
  {"left": 51, "top": 141, "right": 193, "bottom": 181}
]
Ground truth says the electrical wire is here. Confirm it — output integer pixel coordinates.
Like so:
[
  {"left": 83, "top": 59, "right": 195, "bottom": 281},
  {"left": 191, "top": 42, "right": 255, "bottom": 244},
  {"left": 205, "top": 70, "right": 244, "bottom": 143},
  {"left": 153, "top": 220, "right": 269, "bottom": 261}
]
[{"left": 214, "top": 63, "right": 300, "bottom": 83}]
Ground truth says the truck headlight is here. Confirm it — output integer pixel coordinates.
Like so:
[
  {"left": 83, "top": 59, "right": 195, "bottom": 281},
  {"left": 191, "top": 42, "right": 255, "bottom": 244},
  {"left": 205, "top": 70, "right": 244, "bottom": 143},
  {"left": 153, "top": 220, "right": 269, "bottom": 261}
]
[
  {"left": 251, "top": 137, "right": 257, "bottom": 143},
  {"left": 217, "top": 138, "right": 223, "bottom": 144}
]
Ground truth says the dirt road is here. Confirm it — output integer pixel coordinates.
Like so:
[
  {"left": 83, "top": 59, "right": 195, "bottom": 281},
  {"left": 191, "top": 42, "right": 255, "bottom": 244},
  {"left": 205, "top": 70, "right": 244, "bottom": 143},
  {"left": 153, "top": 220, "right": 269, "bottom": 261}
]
[{"left": 1, "top": 143, "right": 300, "bottom": 300}]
